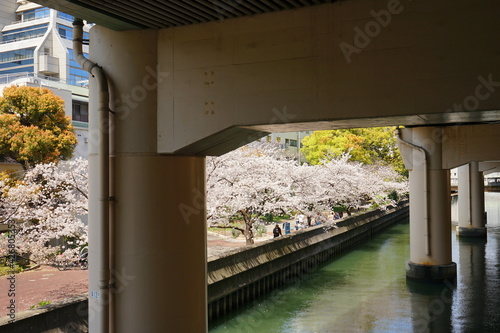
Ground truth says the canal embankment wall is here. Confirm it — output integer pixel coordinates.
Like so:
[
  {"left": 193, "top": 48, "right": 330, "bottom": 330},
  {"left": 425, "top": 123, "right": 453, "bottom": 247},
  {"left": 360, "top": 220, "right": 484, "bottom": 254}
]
[
  {"left": 207, "top": 201, "right": 409, "bottom": 322},
  {"left": 0, "top": 295, "right": 87, "bottom": 333}
]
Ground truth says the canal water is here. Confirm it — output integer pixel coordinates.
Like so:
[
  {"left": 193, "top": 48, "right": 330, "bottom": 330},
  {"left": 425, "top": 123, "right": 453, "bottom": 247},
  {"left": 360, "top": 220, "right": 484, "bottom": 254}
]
[{"left": 209, "top": 193, "right": 500, "bottom": 333}]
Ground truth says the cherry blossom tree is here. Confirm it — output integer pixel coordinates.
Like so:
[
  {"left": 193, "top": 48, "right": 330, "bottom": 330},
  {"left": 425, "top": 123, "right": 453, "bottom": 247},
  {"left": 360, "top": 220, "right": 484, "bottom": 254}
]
[
  {"left": 207, "top": 143, "right": 408, "bottom": 245},
  {"left": 0, "top": 158, "right": 88, "bottom": 263},
  {"left": 207, "top": 143, "right": 298, "bottom": 245},
  {"left": 314, "top": 155, "right": 407, "bottom": 214}
]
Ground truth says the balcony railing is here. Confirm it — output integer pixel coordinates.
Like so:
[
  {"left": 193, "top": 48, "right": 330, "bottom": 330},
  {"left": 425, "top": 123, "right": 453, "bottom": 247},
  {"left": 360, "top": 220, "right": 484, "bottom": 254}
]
[
  {"left": 0, "top": 72, "right": 88, "bottom": 88},
  {"left": 0, "top": 33, "right": 45, "bottom": 44},
  {"left": 10, "top": 14, "right": 50, "bottom": 25}
]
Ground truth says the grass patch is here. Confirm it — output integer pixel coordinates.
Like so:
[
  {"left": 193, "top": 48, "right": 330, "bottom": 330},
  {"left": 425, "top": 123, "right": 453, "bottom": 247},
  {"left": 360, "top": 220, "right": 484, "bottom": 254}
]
[
  {"left": 0, "top": 256, "right": 35, "bottom": 276},
  {"left": 0, "top": 264, "right": 22, "bottom": 276},
  {"left": 30, "top": 300, "right": 51, "bottom": 309},
  {"left": 263, "top": 213, "right": 291, "bottom": 223}
]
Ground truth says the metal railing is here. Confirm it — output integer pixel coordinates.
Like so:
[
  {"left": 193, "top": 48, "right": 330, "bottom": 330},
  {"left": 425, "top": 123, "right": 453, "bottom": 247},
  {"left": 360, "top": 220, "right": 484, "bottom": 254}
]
[
  {"left": 0, "top": 72, "right": 88, "bottom": 88},
  {"left": 10, "top": 14, "right": 50, "bottom": 25},
  {"left": 0, "top": 33, "right": 45, "bottom": 44}
]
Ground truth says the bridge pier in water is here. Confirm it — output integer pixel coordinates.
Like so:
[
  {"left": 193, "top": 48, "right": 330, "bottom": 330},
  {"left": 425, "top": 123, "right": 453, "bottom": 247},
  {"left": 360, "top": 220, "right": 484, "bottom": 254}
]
[
  {"left": 398, "top": 127, "right": 457, "bottom": 282},
  {"left": 398, "top": 124, "right": 500, "bottom": 282},
  {"left": 456, "top": 162, "right": 487, "bottom": 237}
]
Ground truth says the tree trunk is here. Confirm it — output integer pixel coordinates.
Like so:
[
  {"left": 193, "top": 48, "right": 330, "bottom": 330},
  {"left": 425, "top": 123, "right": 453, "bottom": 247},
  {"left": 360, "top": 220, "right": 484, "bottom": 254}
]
[{"left": 243, "top": 214, "right": 254, "bottom": 245}]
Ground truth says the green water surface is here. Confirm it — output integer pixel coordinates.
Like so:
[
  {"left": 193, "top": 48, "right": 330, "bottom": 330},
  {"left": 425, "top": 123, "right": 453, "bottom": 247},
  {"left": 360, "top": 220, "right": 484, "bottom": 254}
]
[{"left": 210, "top": 193, "right": 500, "bottom": 333}]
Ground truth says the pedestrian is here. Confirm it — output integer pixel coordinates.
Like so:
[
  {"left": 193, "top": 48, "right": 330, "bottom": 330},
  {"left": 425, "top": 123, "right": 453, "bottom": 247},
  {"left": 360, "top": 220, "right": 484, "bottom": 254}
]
[
  {"left": 298, "top": 213, "right": 304, "bottom": 229},
  {"left": 273, "top": 224, "right": 282, "bottom": 238}
]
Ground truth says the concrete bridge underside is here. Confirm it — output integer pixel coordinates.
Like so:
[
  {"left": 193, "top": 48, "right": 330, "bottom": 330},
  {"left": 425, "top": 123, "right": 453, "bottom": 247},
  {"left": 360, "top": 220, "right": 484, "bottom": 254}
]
[{"left": 33, "top": 0, "right": 500, "bottom": 332}]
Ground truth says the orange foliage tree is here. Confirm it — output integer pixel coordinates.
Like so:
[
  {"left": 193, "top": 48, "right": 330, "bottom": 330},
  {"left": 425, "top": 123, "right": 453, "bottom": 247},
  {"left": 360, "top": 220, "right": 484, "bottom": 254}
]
[{"left": 0, "top": 86, "right": 77, "bottom": 169}]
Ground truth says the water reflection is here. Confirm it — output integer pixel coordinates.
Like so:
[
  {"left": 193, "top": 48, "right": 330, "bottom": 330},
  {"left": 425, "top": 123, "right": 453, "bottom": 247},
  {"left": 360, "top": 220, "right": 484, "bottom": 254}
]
[
  {"left": 454, "top": 236, "right": 489, "bottom": 332},
  {"left": 407, "top": 280, "right": 454, "bottom": 333}
]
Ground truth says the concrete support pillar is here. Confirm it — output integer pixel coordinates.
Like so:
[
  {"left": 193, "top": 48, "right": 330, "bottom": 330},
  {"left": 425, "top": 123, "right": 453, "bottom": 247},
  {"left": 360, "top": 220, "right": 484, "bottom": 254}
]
[
  {"left": 87, "top": 27, "right": 207, "bottom": 332},
  {"left": 398, "top": 127, "right": 456, "bottom": 282},
  {"left": 456, "top": 162, "right": 487, "bottom": 237},
  {"left": 111, "top": 155, "right": 206, "bottom": 333}
]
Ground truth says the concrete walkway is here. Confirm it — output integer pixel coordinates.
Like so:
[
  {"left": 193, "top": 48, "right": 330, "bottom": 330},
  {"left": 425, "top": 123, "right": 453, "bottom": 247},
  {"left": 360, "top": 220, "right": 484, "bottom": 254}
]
[{"left": 0, "top": 266, "right": 87, "bottom": 317}]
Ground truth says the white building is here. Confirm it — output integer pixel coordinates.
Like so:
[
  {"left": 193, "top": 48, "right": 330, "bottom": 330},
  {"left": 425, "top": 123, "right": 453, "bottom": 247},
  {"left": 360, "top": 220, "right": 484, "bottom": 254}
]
[
  {"left": 266, "top": 131, "right": 312, "bottom": 163},
  {"left": 0, "top": 0, "right": 91, "bottom": 159}
]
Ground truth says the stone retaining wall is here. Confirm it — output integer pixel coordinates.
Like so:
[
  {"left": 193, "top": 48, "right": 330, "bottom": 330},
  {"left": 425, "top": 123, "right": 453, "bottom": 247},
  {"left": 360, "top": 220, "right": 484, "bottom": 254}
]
[{"left": 0, "top": 295, "right": 87, "bottom": 333}]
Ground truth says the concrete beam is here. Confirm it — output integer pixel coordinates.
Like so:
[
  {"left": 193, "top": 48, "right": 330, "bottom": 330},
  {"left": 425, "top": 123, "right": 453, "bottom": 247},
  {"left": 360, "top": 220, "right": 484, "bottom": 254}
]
[
  {"left": 479, "top": 162, "right": 500, "bottom": 174},
  {"left": 152, "top": 0, "right": 500, "bottom": 154},
  {"left": 442, "top": 124, "right": 500, "bottom": 169},
  {"left": 399, "top": 124, "right": 500, "bottom": 171}
]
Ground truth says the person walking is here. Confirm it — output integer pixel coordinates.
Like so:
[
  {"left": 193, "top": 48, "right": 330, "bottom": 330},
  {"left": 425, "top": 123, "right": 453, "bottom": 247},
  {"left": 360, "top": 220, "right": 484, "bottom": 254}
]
[{"left": 273, "top": 224, "right": 283, "bottom": 238}]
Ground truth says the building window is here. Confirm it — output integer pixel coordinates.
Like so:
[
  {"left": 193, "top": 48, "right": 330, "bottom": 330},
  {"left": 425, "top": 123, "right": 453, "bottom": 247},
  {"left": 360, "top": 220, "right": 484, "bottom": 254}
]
[
  {"left": 0, "top": 48, "right": 35, "bottom": 63},
  {"left": 57, "top": 12, "right": 74, "bottom": 22},
  {"left": 72, "top": 101, "right": 89, "bottom": 122},
  {"left": 20, "top": 7, "right": 50, "bottom": 22},
  {"left": 0, "top": 65, "right": 34, "bottom": 76},
  {"left": 67, "top": 49, "right": 89, "bottom": 86},
  {"left": 1, "top": 24, "right": 48, "bottom": 43},
  {"left": 290, "top": 139, "right": 298, "bottom": 147},
  {"left": 58, "top": 24, "right": 88, "bottom": 40},
  {"left": 0, "top": 47, "right": 35, "bottom": 76},
  {"left": 0, "top": 58, "right": 34, "bottom": 70},
  {"left": 57, "top": 24, "right": 72, "bottom": 40}
]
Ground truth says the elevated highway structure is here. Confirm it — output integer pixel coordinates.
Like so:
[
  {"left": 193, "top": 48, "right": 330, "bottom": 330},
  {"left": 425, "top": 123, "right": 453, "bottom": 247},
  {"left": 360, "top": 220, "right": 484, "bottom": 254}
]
[{"left": 32, "top": 0, "right": 500, "bottom": 331}]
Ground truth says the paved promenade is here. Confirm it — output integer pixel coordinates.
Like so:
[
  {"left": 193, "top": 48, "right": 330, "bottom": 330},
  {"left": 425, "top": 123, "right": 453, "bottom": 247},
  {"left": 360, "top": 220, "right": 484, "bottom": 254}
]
[
  {"left": 0, "top": 220, "right": 300, "bottom": 320},
  {"left": 0, "top": 266, "right": 87, "bottom": 315}
]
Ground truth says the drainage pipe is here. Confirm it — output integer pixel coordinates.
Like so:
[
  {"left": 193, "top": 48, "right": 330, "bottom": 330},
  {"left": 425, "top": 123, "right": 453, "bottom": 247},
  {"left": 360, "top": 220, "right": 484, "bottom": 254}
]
[
  {"left": 396, "top": 128, "right": 430, "bottom": 256},
  {"left": 73, "top": 19, "right": 113, "bottom": 333}
]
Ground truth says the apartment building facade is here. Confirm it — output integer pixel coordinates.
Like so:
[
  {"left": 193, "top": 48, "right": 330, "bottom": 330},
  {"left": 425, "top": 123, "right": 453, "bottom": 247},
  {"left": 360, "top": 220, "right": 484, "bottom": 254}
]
[{"left": 0, "top": 0, "right": 91, "bottom": 160}]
